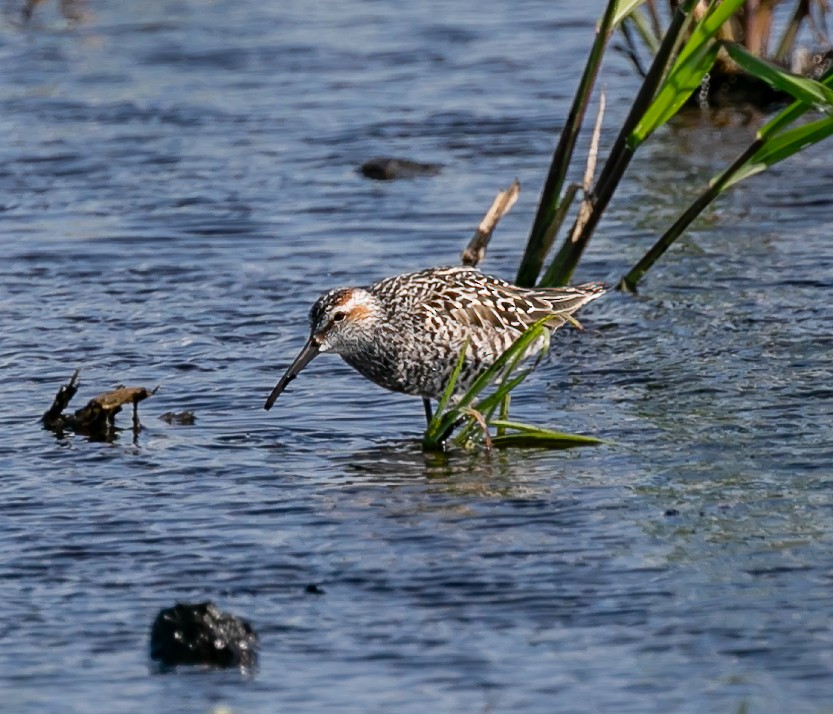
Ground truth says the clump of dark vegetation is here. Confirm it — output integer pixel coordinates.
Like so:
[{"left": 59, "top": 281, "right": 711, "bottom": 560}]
[
  {"left": 620, "top": 0, "right": 832, "bottom": 111},
  {"left": 516, "top": 0, "right": 833, "bottom": 293},
  {"left": 426, "top": 0, "right": 833, "bottom": 449},
  {"left": 42, "top": 370, "right": 158, "bottom": 442},
  {"left": 149, "top": 602, "right": 258, "bottom": 670}
]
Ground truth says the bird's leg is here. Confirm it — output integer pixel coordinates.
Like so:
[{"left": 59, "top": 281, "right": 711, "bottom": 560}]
[
  {"left": 422, "top": 397, "right": 433, "bottom": 424},
  {"left": 462, "top": 407, "right": 492, "bottom": 451}
]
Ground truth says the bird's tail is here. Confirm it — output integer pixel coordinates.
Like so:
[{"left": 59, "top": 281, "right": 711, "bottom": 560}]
[{"left": 536, "top": 281, "right": 606, "bottom": 316}]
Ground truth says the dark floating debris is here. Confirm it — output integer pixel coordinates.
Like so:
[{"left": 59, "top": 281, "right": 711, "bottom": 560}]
[
  {"left": 42, "top": 370, "right": 158, "bottom": 442},
  {"left": 304, "top": 583, "right": 325, "bottom": 595},
  {"left": 360, "top": 156, "right": 442, "bottom": 181},
  {"left": 149, "top": 602, "right": 258, "bottom": 669},
  {"left": 22, "top": 0, "right": 86, "bottom": 22},
  {"left": 159, "top": 411, "right": 196, "bottom": 426}
]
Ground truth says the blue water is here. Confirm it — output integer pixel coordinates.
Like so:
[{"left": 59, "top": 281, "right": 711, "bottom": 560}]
[{"left": 3, "top": 1, "right": 833, "bottom": 712}]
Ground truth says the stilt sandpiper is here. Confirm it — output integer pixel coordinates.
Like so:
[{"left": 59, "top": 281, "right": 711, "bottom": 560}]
[{"left": 264, "top": 266, "right": 604, "bottom": 420}]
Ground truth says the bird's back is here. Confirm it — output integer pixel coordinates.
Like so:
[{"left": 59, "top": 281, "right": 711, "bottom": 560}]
[
  {"left": 371, "top": 266, "right": 601, "bottom": 328},
  {"left": 356, "top": 267, "right": 604, "bottom": 399}
]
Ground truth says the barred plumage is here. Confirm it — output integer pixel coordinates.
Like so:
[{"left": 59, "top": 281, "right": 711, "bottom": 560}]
[{"left": 264, "top": 266, "right": 604, "bottom": 414}]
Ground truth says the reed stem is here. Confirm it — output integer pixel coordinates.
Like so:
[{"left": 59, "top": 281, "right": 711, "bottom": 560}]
[
  {"left": 539, "top": 0, "right": 701, "bottom": 287},
  {"left": 515, "top": 0, "right": 619, "bottom": 287}
]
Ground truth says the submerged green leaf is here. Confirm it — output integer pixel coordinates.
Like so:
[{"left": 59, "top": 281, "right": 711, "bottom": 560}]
[
  {"left": 489, "top": 420, "right": 605, "bottom": 449},
  {"left": 623, "top": 10, "right": 660, "bottom": 54}
]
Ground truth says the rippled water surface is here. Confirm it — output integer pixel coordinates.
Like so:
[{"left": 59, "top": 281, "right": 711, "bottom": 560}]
[{"left": 3, "top": 1, "right": 833, "bottom": 712}]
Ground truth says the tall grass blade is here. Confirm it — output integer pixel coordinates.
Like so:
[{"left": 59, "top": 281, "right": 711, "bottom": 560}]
[
  {"left": 757, "top": 67, "right": 833, "bottom": 140},
  {"left": 629, "top": 42, "right": 720, "bottom": 146},
  {"left": 618, "top": 139, "right": 763, "bottom": 291},
  {"left": 773, "top": 0, "right": 810, "bottom": 65},
  {"left": 624, "top": 10, "right": 661, "bottom": 55},
  {"left": 433, "top": 338, "right": 467, "bottom": 420},
  {"left": 497, "top": 394, "right": 511, "bottom": 437}
]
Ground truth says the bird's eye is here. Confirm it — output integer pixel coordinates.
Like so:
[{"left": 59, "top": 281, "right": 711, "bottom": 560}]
[{"left": 333, "top": 311, "right": 346, "bottom": 322}]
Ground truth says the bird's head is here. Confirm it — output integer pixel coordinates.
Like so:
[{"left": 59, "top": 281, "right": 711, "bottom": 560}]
[
  {"left": 263, "top": 287, "right": 381, "bottom": 410},
  {"left": 308, "top": 287, "right": 380, "bottom": 354}
]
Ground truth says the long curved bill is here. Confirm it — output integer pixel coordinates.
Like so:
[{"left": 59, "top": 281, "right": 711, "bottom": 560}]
[{"left": 264, "top": 336, "right": 320, "bottom": 410}]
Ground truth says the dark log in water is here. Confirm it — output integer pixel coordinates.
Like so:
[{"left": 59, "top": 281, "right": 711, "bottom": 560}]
[{"left": 42, "top": 371, "right": 158, "bottom": 441}]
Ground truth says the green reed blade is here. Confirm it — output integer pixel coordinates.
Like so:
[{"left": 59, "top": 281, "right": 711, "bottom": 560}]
[
  {"left": 723, "top": 42, "right": 833, "bottom": 112},
  {"left": 453, "top": 318, "right": 551, "bottom": 412},
  {"left": 422, "top": 338, "right": 469, "bottom": 448},
  {"left": 620, "top": 66, "right": 833, "bottom": 291},
  {"left": 515, "top": 0, "right": 620, "bottom": 287},
  {"left": 434, "top": 338, "right": 468, "bottom": 418},
  {"left": 724, "top": 116, "right": 833, "bottom": 189}
]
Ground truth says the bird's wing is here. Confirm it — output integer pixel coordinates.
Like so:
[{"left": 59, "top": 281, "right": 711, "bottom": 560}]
[
  {"left": 422, "top": 276, "right": 603, "bottom": 333},
  {"left": 377, "top": 267, "right": 604, "bottom": 333}
]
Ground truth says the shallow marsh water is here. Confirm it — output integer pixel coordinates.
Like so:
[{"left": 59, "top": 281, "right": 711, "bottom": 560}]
[{"left": 2, "top": 1, "right": 833, "bottom": 712}]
